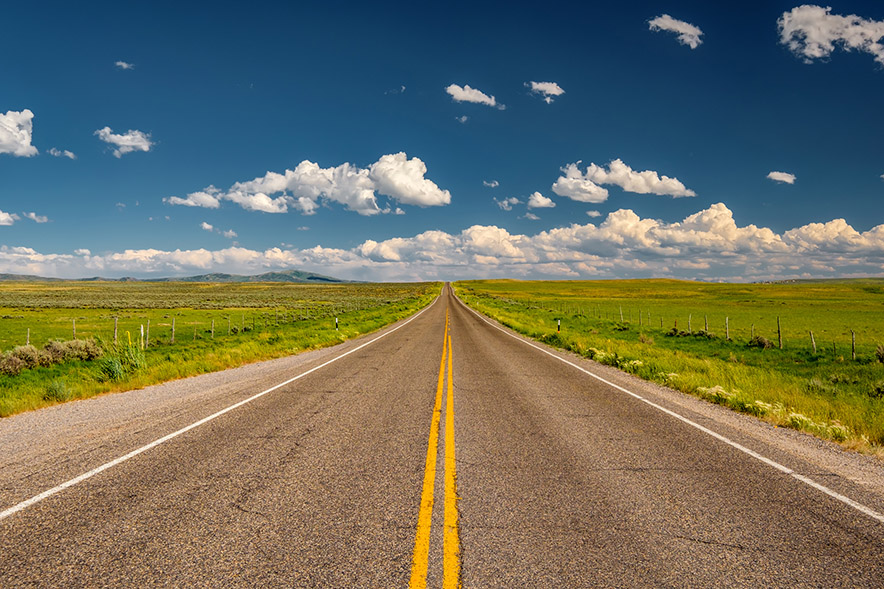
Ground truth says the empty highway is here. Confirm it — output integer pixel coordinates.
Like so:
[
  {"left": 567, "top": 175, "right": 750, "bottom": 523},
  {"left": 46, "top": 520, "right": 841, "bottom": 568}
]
[{"left": 1, "top": 285, "right": 882, "bottom": 587}]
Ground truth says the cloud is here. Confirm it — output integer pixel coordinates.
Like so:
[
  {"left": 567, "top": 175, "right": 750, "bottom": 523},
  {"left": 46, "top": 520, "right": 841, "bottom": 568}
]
[
  {"left": 115, "top": 61, "right": 135, "bottom": 70},
  {"left": 166, "top": 153, "right": 451, "bottom": 216},
  {"left": 649, "top": 14, "right": 704, "bottom": 49},
  {"left": 523, "top": 212, "right": 540, "bottom": 221},
  {"left": 527, "top": 192, "right": 555, "bottom": 209},
  {"left": 201, "top": 222, "right": 214, "bottom": 232},
  {"left": 455, "top": 115, "right": 468, "bottom": 124},
  {"left": 526, "top": 81, "right": 565, "bottom": 104},
  {"left": 767, "top": 171, "right": 796, "bottom": 184},
  {"left": 201, "top": 221, "right": 238, "bottom": 239},
  {"left": 368, "top": 152, "right": 452, "bottom": 207},
  {"left": 483, "top": 180, "right": 499, "bottom": 188},
  {"left": 2, "top": 204, "right": 884, "bottom": 281},
  {"left": 778, "top": 5, "right": 884, "bottom": 65},
  {"left": 164, "top": 187, "right": 222, "bottom": 208},
  {"left": 0, "top": 211, "right": 20, "bottom": 225},
  {"left": 23, "top": 212, "right": 49, "bottom": 223},
  {"left": 445, "top": 84, "right": 503, "bottom": 109},
  {"left": 48, "top": 147, "right": 76, "bottom": 160},
  {"left": 222, "top": 229, "right": 237, "bottom": 239},
  {"left": 0, "top": 110, "right": 38, "bottom": 157},
  {"left": 586, "top": 210, "right": 602, "bottom": 218},
  {"left": 94, "top": 126, "right": 153, "bottom": 157},
  {"left": 495, "top": 197, "right": 521, "bottom": 211},
  {"left": 553, "top": 159, "right": 695, "bottom": 203}
]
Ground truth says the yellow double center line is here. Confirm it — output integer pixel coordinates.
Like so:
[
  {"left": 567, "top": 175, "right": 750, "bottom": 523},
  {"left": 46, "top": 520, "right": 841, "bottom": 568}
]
[{"left": 410, "top": 309, "right": 460, "bottom": 588}]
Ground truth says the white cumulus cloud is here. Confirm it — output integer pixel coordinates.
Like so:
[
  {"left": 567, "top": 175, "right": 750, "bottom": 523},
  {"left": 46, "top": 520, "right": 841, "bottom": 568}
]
[
  {"left": 1, "top": 204, "right": 883, "bottom": 281},
  {"left": 445, "top": 84, "right": 503, "bottom": 109},
  {"left": 767, "top": 171, "right": 796, "bottom": 184},
  {"left": 553, "top": 159, "right": 695, "bottom": 203},
  {"left": 526, "top": 81, "right": 565, "bottom": 104},
  {"left": 166, "top": 153, "right": 451, "bottom": 216},
  {"left": 649, "top": 14, "right": 704, "bottom": 49},
  {"left": 48, "top": 147, "right": 76, "bottom": 159},
  {"left": 527, "top": 192, "right": 555, "bottom": 209},
  {"left": 483, "top": 180, "right": 499, "bottom": 188},
  {"left": 23, "top": 212, "right": 49, "bottom": 223},
  {"left": 0, "top": 110, "right": 38, "bottom": 157},
  {"left": 0, "top": 211, "right": 20, "bottom": 225},
  {"left": 201, "top": 222, "right": 214, "bottom": 232},
  {"left": 95, "top": 126, "right": 153, "bottom": 157},
  {"left": 115, "top": 61, "right": 135, "bottom": 70},
  {"left": 495, "top": 197, "right": 521, "bottom": 211},
  {"left": 778, "top": 5, "right": 884, "bottom": 65}
]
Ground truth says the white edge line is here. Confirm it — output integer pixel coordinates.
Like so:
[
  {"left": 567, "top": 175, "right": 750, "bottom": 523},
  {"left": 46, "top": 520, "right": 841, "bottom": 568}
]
[
  {"left": 0, "top": 296, "right": 440, "bottom": 522},
  {"left": 455, "top": 295, "right": 884, "bottom": 525}
]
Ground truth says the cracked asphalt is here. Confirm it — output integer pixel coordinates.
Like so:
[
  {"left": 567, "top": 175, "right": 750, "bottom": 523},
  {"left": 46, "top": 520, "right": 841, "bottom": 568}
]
[{"left": 1, "top": 285, "right": 883, "bottom": 587}]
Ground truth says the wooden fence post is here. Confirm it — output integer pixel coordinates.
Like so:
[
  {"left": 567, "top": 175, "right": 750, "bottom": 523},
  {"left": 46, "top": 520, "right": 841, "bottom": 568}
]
[
  {"left": 688, "top": 314, "right": 692, "bottom": 334},
  {"left": 171, "top": 317, "right": 176, "bottom": 344},
  {"left": 26, "top": 328, "right": 29, "bottom": 346},
  {"left": 726, "top": 317, "right": 730, "bottom": 340},
  {"left": 852, "top": 330, "right": 856, "bottom": 360},
  {"left": 704, "top": 315, "right": 708, "bottom": 332},
  {"left": 73, "top": 319, "right": 76, "bottom": 340},
  {"left": 777, "top": 316, "right": 783, "bottom": 349},
  {"left": 619, "top": 306, "right": 624, "bottom": 322},
  {"left": 227, "top": 316, "right": 231, "bottom": 335},
  {"left": 211, "top": 319, "right": 215, "bottom": 339},
  {"left": 114, "top": 317, "right": 118, "bottom": 345},
  {"left": 810, "top": 331, "right": 816, "bottom": 353}
]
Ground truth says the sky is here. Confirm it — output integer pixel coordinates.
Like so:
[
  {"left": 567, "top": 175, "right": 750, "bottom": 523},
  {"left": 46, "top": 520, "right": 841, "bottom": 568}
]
[{"left": 1, "top": 1, "right": 883, "bottom": 282}]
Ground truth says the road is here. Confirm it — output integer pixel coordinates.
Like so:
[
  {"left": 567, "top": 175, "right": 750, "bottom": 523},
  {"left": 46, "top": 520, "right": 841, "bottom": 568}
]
[{"left": 1, "top": 284, "right": 883, "bottom": 587}]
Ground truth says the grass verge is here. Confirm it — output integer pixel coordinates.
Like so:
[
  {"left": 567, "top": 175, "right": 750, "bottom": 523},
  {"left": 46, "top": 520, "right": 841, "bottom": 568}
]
[{"left": 454, "top": 280, "right": 884, "bottom": 457}]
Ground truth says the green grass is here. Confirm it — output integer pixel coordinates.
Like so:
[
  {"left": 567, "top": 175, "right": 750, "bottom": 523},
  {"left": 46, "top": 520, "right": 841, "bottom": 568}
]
[
  {"left": 0, "top": 281, "right": 440, "bottom": 417},
  {"left": 454, "top": 279, "right": 884, "bottom": 455}
]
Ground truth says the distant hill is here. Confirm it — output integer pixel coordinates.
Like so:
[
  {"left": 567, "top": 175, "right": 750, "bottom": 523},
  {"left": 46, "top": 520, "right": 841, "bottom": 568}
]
[{"left": 0, "top": 269, "right": 350, "bottom": 284}]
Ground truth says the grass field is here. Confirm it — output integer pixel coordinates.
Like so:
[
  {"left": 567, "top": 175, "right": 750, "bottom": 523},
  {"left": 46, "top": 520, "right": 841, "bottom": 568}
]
[
  {"left": 454, "top": 279, "right": 884, "bottom": 455},
  {"left": 0, "top": 281, "right": 441, "bottom": 417}
]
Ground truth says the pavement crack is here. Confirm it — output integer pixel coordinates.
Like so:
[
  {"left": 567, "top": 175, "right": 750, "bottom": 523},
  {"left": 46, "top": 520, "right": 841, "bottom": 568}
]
[{"left": 672, "top": 535, "right": 751, "bottom": 551}]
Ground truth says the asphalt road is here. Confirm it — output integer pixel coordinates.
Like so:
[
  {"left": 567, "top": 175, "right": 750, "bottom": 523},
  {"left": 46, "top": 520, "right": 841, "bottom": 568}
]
[{"left": 1, "top": 285, "right": 883, "bottom": 587}]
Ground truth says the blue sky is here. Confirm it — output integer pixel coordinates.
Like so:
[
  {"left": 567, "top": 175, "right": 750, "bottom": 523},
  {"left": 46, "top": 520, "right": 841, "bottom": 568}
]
[{"left": 1, "top": 1, "right": 883, "bottom": 281}]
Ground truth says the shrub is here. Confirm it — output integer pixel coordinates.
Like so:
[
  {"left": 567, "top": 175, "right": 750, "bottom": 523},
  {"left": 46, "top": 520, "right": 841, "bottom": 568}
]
[
  {"left": 98, "top": 344, "right": 146, "bottom": 382},
  {"left": 98, "top": 357, "right": 126, "bottom": 382},
  {"left": 870, "top": 382, "right": 884, "bottom": 400},
  {"left": 10, "top": 345, "right": 47, "bottom": 369},
  {"left": 876, "top": 344, "right": 884, "bottom": 364},
  {"left": 638, "top": 333, "right": 654, "bottom": 345},
  {"left": 0, "top": 353, "right": 25, "bottom": 376},
  {"left": 43, "top": 339, "right": 102, "bottom": 363},
  {"left": 43, "top": 380, "right": 74, "bottom": 402},
  {"left": 748, "top": 335, "right": 773, "bottom": 349}
]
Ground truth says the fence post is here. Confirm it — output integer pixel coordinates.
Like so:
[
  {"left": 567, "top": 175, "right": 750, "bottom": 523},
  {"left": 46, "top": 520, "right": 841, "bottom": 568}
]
[
  {"left": 26, "top": 328, "right": 29, "bottom": 346},
  {"left": 336, "top": 317, "right": 339, "bottom": 331},
  {"left": 171, "top": 317, "right": 176, "bottom": 344},
  {"left": 777, "top": 316, "right": 783, "bottom": 349},
  {"left": 557, "top": 319, "right": 560, "bottom": 332},
  {"left": 211, "top": 319, "right": 215, "bottom": 339},
  {"left": 726, "top": 317, "right": 730, "bottom": 340},
  {"left": 227, "top": 316, "right": 231, "bottom": 336},
  {"left": 114, "top": 317, "right": 118, "bottom": 345},
  {"left": 146, "top": 319, "right": 150, "bottom": 348},
  {"left": 704, "top": 315, "right": 708, "bottom": 332},
  {"left": 751, "top": 324, "right": 754, "bottom": 339},
  {"left": 140, "top": 324, "right": 144, "bottom": 350},
  {"left": 810, "top": 330, "right": 816, "bottom": 353},
  {"left": 852, "top": 330, "right": 856, "bottom": 360},
  {"left": 688, "top": 314, "right": 692, "bottom": 334},
  {"left": 73, "top": 319, "right": 76, "bottom": 340},
  {"left": 619, "top": 306, "right": 624, "bottom": 322}
]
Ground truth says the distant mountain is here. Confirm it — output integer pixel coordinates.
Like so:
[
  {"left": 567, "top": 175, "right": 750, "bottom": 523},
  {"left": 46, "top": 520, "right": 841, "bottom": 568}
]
[{"left": 0, "top": 269, "right": 350, "bottom": 283}]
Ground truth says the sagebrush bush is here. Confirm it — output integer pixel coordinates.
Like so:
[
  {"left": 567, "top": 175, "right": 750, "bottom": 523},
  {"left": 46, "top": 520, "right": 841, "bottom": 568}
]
[
  {"left": 748, "top": 335, "right": 773, "bottom": 349},
  {"left": 0, "top": 354, "right": 25, "bottom": 376},
  {"left": 876, "top": 344, "right": 884, "bottom": 364},
  {"left": 10, "top": 345, "right": 47, "bottom": 369}
]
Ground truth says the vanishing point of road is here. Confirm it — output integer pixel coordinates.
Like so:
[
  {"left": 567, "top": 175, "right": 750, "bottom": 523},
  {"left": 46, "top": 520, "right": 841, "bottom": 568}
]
[{"left": 1, "top": 285, "right": 883, "bottom": 587}]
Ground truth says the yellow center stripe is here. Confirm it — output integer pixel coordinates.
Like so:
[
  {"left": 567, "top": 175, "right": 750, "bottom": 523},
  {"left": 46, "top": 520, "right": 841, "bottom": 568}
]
[
  {"left": 409, "top": 311, "right": 448, "bottom": 588},
  {"left": 443, "top": 325, "right": 461, "bottom": 588}
]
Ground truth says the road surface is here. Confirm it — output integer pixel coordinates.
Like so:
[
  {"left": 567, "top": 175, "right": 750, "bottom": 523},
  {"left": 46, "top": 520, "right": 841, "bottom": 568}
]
[{"left": 1, "top": 285, "right": 882, "bottom": 587}]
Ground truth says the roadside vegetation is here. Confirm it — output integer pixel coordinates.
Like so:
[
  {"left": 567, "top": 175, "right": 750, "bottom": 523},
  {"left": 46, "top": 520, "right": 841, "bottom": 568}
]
[
  {"left": 454, "top": 279, "right": 884, "bottom": 456},
  {"left": 0, "top": 281, "right": 440, "bottom": 416}
]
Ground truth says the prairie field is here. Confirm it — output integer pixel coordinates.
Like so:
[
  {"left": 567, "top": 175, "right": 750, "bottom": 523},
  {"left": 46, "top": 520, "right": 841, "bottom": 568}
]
[
  {"left": 0, "top": 281, "right": 440, "bottom": 416},
  {"left": 454, "top": 279, "right": 884, "bottom": 454}
]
